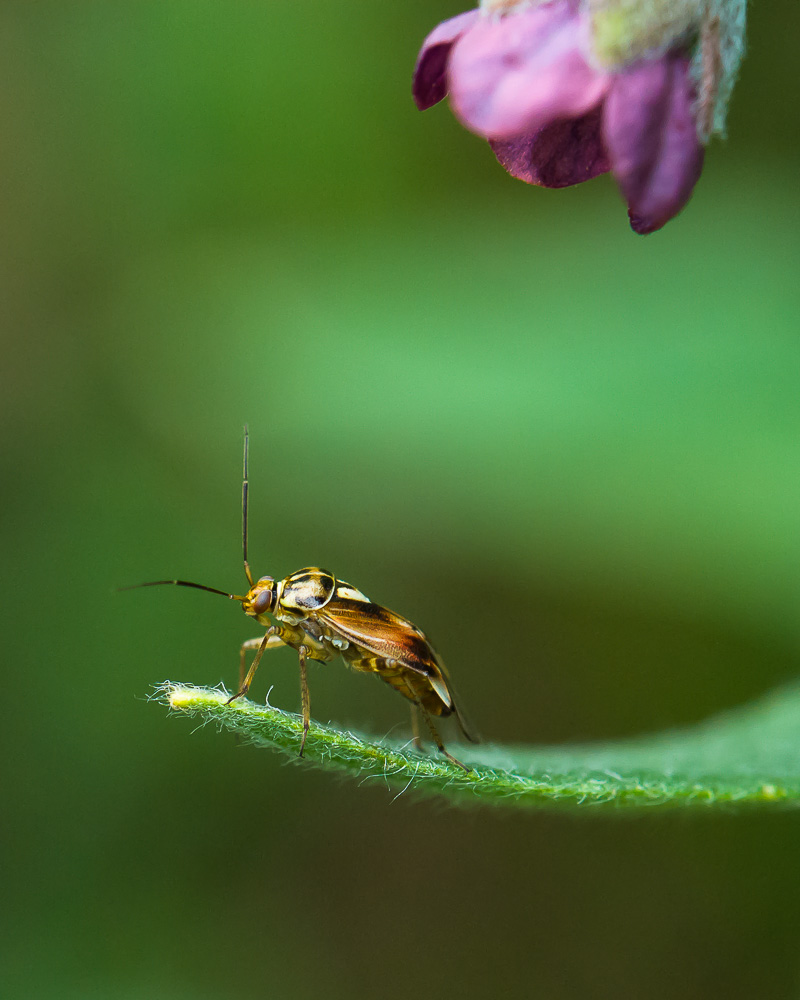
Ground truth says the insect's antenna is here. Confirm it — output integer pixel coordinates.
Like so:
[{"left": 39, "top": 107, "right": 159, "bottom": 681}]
[
  {"left": 119, "top": 580, "right": 246, "bottom": 602},
  {"left": 242, "top": 425, "right": 254, "bottom": 587}
]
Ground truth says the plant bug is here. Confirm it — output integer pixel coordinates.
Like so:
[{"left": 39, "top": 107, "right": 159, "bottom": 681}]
[{"left": 125, "top": 430, "right": 477, "bottom": 771}]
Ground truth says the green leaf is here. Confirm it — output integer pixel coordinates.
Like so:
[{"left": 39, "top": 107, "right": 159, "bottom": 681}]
[{"left": 156, "top": 682, "right": 800, "bottom": 810}]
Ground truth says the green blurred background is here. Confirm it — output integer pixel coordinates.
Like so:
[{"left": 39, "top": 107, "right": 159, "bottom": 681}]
[{"left": 3, "top": 1, "right": 799, "bottom": 996}]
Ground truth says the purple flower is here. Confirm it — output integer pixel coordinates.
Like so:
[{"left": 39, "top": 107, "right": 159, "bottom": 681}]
[{"left": 413, "top": 1, "right": 705, "bottom": 234}]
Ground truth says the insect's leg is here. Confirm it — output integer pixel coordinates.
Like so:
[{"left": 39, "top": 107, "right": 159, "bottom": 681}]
[
  {"left": 239, "top": 634, "right": 285, "bottom": 691},
  {"left": 239, "top": 637, "right": 261, "bottom": 691},
  {"left": 410, "top": 704, "right": 424, "bottom": 752},
  {"left": 227, "top": 626, "right": 286, "bottom": 703},
  {"left": 419, "top": 705, "right": 470, "bottom": 773},
  {"left": 298, "top": 644, "right": 311, "bottom": 757}
]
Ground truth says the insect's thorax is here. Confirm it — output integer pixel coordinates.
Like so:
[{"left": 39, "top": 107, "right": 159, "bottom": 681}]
[
  {"left": 260, "top": 568, "right": 357, "bottom": 660},
  {"left": 246, "top": 567, "right": 454, "bottom": 715}
]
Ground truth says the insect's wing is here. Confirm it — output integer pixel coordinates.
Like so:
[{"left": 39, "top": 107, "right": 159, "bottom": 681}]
[
  {"left": 317, "top": 597, "right": 439, "bottom": 677},
  {"left": 318, "top": 596, "right": 479, "bottom": 743},
  {"left": 430, "top": 647, "right": 480, "bottom": 744}
]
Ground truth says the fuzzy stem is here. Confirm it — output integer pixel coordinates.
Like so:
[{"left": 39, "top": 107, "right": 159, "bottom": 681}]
[{"left": 156, "top": 682, "right": 800, "bottom": 810}]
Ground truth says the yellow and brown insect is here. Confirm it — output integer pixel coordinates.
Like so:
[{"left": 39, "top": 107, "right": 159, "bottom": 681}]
[{"left": 127, "top": 431, "right": 476, "bottom": 771}]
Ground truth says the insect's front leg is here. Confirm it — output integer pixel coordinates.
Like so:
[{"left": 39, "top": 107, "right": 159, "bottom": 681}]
[
  {"left": 238, "top": 633, "right": 287, "bottom": 691},
  {"left": 227, "top": 626, "right": 288, "bottom": 703}
]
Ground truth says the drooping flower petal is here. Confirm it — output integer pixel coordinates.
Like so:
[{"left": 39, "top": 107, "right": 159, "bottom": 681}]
[
  {"left": 448, "top": 4, "right": 610, "bottom": 139},
  {"left": 603, "top": 55, "right": 704, "bottom": 233},
  {"left": 490, "top": 108, "right": 610, "bottom": 187},
  {"left": 412, "top": 10, "right": 481, "bottom": 111}
]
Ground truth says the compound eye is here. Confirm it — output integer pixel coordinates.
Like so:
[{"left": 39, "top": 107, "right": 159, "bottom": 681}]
[
  {"left": 257, "top": 575, "right": 274, "bottom": 584},
  {"left": 252, "top": 587, "right": 273, "bottom": 614}
]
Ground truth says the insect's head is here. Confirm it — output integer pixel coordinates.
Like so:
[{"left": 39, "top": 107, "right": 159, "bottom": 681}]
[{"left": 242, "top": 574, "right": 277, "bottom": 619}]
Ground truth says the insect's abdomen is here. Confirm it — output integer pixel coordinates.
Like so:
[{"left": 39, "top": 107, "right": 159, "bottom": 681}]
[
  {"left": 385, "top": 670, "right": 451, "bottom": 717},
  {"left": 349, "top": 654, "right": 451, "bottom": 717}
]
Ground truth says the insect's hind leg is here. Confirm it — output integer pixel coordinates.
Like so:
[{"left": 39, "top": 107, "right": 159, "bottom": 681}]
[
  {"left": 410, "top": 705, "right": 424, "bottom": 752},
  {"left": 228, "top": 627, "right": 287, "bottom": 703},
  {"left": 417, "top": 705, "right": 471, "bottom": 773}
]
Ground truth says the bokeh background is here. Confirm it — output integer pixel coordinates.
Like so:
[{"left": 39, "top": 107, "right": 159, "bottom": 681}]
[{"left": 3, "top": 1, "right": 799, "bottom": 997}]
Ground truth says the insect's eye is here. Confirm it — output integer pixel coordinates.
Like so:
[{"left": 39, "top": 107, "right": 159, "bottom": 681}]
[
  {"left": 252, "top": 587, "right": 273, "bottom": 613},
  {"left": 258, "top": 575, "right": 274, "bottom": 584}
]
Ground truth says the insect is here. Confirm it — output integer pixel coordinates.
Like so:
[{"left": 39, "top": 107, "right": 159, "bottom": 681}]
[{"left": 126, "top": 431, "right": 476, "bottom": 771}]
